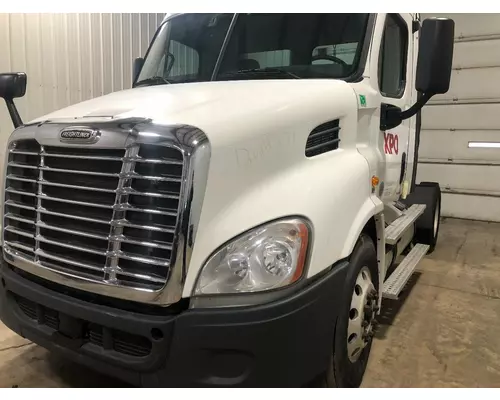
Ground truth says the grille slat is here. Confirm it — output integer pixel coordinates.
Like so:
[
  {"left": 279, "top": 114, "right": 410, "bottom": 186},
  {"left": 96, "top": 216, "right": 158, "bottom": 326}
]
[
  {"left": 5, "top": 213, "right": 36, "bottom": 225},
  {"left": 126, "top": 157, "right": 183, "bottom": 166},
  {"left": 39, "top": 209, "right": 112, "bottom": 225},
  {"left": 5, "top": 240, "right": 35, "bottom": 253},
  {"left": 117, "top": 252, "right": 170, "bottom": 267},
  {"left": 116, "top": 269, "right": 167, "bottom": 284},
  {"left": 10, "top": 150, "right": 38, "bottom": 156},
  {"left": 37, "top": 221, "right": 109, "bottom": 241},
  {"left": 40, "top": 166, "right": 120, "bottom": 178},
  {"left": 5, "top": 226, "right": 34, "bottom": 238},
  {"left": 114, "top": 204, "right": 177, "bottom": 216},
  {"left": 42, "top": 152, "right": 123, "bottom": 162},
  {"left": 37, "top": 249, "right": 105, "bottom": 273},
  {"left": 7, "top": 175, "right": 37, "bottom": 184},
  {"left": 6, "top": 187, "right": 37, "bottom": 197},
  {"left": 4, "top": 200, "right": 36, "bottom": 211},
  {"left": 112, "top": 235, "right": 172, "bottom": 250},
  {"left": 7, "top": 162, "right": 38, "bottom": 170},
  {"left": 4, "top": 138, "right": 184, "bottom": 292},
  {"left": 119, "top": 187, "right": 180, "bottom": 199},
  {"left": 40, "top": 180, "right": 118, "bottom": 193},
  {"left": 40, "top": 195, "right": 114, "bottom": 210},
  {"left": 41, "top": 152, "right": 184, "bottom": 166},
  {"left": 114, "top": 220, "right": 175, "bottom": 233},
  {"left": 121, "top": 172, "right": 182, "bottom": 182},
  {"left": 37, "top": 235, "right": 108, "bottom": 256}
]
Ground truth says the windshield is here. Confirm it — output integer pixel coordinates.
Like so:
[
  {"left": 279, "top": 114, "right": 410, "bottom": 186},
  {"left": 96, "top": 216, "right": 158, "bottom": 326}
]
[{"left": 136, "top": 13, "right": 370, "bottom": 86}]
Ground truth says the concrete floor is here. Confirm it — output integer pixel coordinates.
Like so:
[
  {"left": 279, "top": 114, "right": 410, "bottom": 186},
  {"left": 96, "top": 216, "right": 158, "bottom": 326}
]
[{"left": 1, "top": 218, "right": 500, "bottom": 387}]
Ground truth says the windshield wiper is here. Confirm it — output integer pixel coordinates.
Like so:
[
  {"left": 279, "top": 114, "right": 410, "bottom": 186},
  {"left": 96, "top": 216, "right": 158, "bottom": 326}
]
[
  {"left": 219, "top": 67, "right": 301, "bottom": 79},
  {"left": 134, "top": 76, "right": 171, "bottom": 87}
]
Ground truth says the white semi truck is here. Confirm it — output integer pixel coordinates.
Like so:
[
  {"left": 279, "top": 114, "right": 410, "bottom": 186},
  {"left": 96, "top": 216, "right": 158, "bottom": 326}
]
[{"left": 0, "top": 13, "right": 454, "bottom": 387}]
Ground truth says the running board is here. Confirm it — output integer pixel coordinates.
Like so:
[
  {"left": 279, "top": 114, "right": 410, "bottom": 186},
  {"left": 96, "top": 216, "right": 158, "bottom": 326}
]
[
  {"left": 385, "top": 204, "right": 426, "bottom": 245},
  {"left": 382, "top": 243, "right": 429, "bottom": 300}
]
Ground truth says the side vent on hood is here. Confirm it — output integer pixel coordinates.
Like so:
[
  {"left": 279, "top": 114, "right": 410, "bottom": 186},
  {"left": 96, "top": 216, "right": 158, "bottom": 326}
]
[{"left": 305, "top": 119, "right": 341, "bottom": 158}]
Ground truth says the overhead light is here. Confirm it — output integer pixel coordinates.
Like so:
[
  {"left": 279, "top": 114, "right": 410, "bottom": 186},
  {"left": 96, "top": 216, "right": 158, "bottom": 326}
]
[
  {"left": 139, "top": 132, "right": 160, "bottom": 137},
  {"left": 468, "top": 141, "right": 500, "bottom": 149}
]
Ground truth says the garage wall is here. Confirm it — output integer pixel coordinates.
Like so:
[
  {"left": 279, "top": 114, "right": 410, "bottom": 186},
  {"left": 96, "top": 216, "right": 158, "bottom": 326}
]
[
  {"left": 418, "top": 13, "right": 500, "bottom": 222},
  {"left": 0, "top": 13, "right": 165, "bottom": 146}
]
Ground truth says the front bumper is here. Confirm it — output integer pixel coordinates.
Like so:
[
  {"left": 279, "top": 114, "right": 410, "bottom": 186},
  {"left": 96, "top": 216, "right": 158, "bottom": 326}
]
[{"left": 0, "top": 259, "right": 348, "bottom": 387}]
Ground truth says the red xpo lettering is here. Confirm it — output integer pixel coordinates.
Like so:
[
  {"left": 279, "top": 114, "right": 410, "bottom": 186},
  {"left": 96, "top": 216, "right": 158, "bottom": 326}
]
[{"left": 384, "top": 132, "right": 399, "bottom": 155}]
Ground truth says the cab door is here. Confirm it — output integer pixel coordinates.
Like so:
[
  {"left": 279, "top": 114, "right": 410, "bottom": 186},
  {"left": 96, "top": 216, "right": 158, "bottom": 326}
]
[{"left": 377, "top": 13, "right": 414, "bottom": 202}]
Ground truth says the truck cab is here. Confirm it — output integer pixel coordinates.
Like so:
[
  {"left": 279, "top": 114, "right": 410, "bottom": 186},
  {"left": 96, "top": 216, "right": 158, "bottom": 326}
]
[{"left": 0, "top": 13, "right": 454, "bottom": 387}]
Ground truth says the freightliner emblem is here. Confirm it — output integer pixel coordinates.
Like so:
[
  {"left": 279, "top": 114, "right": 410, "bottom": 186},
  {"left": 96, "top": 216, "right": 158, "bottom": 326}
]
[{"left": 59, "top": 127, "right": 100, "bottom": 144}]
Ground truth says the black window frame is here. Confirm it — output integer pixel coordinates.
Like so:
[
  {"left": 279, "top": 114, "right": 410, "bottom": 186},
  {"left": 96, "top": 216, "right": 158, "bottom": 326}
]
[{"left": 378, "top": 13, "right": 409, "bottom": 99}]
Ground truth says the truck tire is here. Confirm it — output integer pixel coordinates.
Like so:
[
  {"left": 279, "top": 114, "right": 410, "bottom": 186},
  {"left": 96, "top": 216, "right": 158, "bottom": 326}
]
[
  {"left": 405, "top": 181, "right": 441, "bottom": 253},
  {"left": 313, "top": 234, "right": 379, "bottom": 388}
]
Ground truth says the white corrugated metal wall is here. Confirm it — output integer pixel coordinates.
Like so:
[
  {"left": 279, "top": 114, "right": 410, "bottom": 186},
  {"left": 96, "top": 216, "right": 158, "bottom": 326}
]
[
  {"left": 418, "top": 13, "right": 500, "bottom": 222},
  {"left": 0, "top": 13, "right": 165, "bottom": 144}
]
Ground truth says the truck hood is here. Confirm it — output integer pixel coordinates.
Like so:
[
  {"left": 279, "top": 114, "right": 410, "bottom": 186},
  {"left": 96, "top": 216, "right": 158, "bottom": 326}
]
[
  {"left": 24, "top": 79, "right": 367, "bottom": 299},
  {"left": 30, "top": 80, "right": 358, "bottom": 145}
]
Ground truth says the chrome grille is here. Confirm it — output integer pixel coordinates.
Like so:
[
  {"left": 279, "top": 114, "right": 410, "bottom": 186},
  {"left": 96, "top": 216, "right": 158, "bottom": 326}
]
[{"left": 3, "top": 139, "right": 184, "bottom": 291}]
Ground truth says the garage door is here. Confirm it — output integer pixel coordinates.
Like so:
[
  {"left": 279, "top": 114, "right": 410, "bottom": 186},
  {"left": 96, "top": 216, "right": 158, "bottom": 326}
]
[{"left": 418, "top": 14, "right": 500, "bottom": 222}]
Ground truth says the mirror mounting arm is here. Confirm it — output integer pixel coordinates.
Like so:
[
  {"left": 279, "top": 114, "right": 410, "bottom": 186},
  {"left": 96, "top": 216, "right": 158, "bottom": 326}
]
[
  {"left": 380, "top": 92, "right": 433, "bottom": 131},
  {"left": 400, "top": 92, "right": 432, "bottom": 120},
  {"left": 4, "top": 98, "right": 23, "bottom": 128}
]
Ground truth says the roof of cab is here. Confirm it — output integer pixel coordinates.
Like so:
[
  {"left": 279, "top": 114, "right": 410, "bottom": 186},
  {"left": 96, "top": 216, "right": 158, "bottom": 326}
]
[{"left": 160, "top": 12, "right": 419, "bottom": 25}]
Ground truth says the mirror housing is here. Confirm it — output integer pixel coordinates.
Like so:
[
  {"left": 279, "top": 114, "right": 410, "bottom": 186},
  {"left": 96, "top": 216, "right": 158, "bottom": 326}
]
[
  {"left": 0, "top": 72, "right": 27, "bottom": 128},
  {"left": 0, "top": 73, "right": 27, "bottom": 99},
  {"left": 381, "top": 17, "right": 455, "bottom": 131},
  {"left": 416, "top": 18, "right": 455, "bottom": 95},
  {"left": 133, "top": 57, "right": 144, "bottom": 85}
]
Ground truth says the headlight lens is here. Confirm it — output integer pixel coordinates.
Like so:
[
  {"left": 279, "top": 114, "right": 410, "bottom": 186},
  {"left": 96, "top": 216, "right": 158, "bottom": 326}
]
[{"left": 193, "top": 218, "right": 309, "bottom": 295}]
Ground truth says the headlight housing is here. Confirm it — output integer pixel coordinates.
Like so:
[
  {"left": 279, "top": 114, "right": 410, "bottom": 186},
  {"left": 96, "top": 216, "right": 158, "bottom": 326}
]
[{"left": 193, "top": 218, "right": 310, "bottom": 295}]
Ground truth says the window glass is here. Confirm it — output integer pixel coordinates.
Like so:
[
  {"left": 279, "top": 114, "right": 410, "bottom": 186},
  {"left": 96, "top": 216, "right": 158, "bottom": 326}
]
[
  {"left": 243, "top": 50, "right": 291, "bottom": 68},
  {"left": 378, "top": 14, "right": 408, "bottom": 97},
  {"left": 137, "top": 13, "right": 370, "bottom": 84},
  {"left": 168, "top": 40, "right": 199, "bottom": 77}
]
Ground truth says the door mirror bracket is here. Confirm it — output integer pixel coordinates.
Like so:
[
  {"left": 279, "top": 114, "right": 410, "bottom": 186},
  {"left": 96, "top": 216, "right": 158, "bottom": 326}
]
[
  {"left": 380, "top": 93, "right": 432, "bottom": 131},
  {"left": 380, "top": 17, "right": 454, "bottom": 131},
  {"left": 0, "top": 72, "right": 27, "bottom": 128}
]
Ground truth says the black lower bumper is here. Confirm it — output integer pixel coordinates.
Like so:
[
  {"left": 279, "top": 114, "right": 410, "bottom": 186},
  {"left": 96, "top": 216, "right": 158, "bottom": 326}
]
[{"left": 0, "top": 260, "right": 348, "bottom": 387}]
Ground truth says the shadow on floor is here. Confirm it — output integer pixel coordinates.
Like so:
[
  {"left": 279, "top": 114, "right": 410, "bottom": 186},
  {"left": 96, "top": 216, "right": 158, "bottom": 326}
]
[
  {"left": 44, "top": 352, "right": 132, "bottom": 388},
  {"left": 375, "top": 272, "right": 421, "bottom": 340},
  {"left": 0, "top": 344, "right": 130, "bottom": 388}
]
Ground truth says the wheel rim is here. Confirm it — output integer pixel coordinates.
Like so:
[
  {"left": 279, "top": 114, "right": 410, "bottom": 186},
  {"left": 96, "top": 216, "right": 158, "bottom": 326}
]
[
  {"left": 347, "top": 266, "right": 378, "bottom": 363},
  {"left": 433, "top": 200, "right": 440, "bottom": 237}
]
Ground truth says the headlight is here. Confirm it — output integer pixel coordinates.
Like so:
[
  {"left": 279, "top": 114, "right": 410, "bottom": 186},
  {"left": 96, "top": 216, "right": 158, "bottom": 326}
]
[{"left": 193, "top": 218, "right": 310, "bottom": 295}]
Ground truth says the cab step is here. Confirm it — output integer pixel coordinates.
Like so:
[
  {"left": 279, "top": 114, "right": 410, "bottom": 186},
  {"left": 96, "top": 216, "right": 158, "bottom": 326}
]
[
  {"left": 382, "top": 243, "right": 429, "bottom": 300},
  {"left": 385, "top": 204, "right": 426, "bottom": 245}
]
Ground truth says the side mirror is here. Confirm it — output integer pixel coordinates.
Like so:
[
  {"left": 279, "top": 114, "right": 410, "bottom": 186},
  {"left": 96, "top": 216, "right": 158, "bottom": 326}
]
[
  {"left": 133, "top": 57, "right": 144, "bottom": 85},
  {"left": 380, "top": 17, "right": 455, "bottom": 131},
  {"left": 0, "top": 73, "right": 27, "bottom": 99},
  {"left": 416, "top": 18, "right": 455, "bottom": 95},
  {"left": 0, "top": 72, "right": 27, "bottom": 128}
]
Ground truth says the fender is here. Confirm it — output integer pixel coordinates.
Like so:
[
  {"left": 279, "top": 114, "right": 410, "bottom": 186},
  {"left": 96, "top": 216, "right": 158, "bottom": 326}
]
[
  {"left": 182, "top": 148, "right": 374, "bottom": 296},
  {"left": 340, "top": 196, "right": 383, "bottom": 258},
  {"left": 341, "top": 196, "right": 386, "bottom": 307}
]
